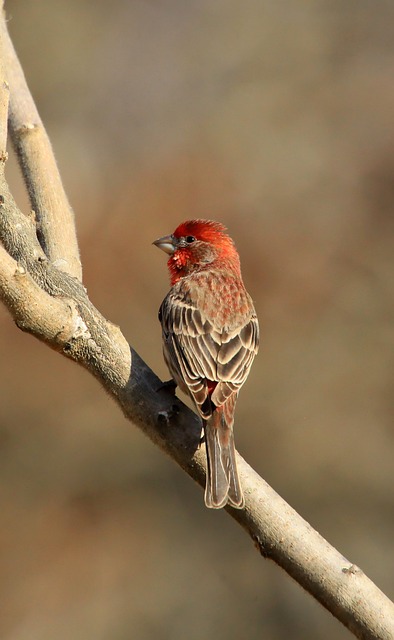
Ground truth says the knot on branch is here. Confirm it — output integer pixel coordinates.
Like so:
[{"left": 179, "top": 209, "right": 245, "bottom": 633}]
[{"left": 17, "top": 122, "right": 38, "bottom": 136}]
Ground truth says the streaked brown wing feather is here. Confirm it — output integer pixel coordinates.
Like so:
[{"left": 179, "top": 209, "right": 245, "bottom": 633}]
[{"left": 160, "top": 278, "right": 259, "bottom": 418}]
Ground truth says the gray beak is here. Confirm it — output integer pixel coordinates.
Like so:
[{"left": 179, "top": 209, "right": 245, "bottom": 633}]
[{"left": 153, "top": 234, "right": 176, "bottom": 255}]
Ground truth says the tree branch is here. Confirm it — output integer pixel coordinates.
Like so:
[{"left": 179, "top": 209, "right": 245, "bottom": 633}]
[
  {"left": 0, "top": 6, "right": 393, "bottom": 639},
  {"left": 0, "top": 3, "right": 82, "bottom": 279}
]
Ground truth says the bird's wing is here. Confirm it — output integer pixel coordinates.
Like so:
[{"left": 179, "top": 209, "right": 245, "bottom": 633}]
[{"left": 159, "top": 282, "right": 259, "bottom": 418}]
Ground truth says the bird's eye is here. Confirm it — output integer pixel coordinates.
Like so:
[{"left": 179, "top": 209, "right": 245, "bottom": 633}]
[{"left": 185, "top": 236, "right": 196, "bottom": 244}]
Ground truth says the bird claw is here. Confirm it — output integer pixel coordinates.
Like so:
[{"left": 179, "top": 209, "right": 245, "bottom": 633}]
[
  {"left": 157, "top": 403, "right": 180, "bottom": 428},
  {"left": 157, "top": 379, "right": 177, "bottom": 394}
]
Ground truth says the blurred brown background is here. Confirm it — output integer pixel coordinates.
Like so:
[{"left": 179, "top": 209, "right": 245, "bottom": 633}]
[{"left": 1, "top": 1, "right": 394, "bottom": 639}]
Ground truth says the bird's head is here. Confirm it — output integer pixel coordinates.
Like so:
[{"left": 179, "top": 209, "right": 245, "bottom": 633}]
[{"left": 153, "top": 219, "right": 240, "bottom": 284}]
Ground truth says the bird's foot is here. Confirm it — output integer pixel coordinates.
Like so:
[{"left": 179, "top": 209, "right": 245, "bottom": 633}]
[{"left": 157, "top": 378, "right": 177, "bottom": 394}]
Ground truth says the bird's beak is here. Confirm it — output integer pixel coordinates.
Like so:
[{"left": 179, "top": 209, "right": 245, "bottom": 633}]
[{"left": 152, "top": 234, "right": 176, "bottom": 255}]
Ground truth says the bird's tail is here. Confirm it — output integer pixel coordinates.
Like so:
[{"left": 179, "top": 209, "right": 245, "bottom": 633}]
[{"left": 203, "top": 400, "right": 244, "bottom": 509}]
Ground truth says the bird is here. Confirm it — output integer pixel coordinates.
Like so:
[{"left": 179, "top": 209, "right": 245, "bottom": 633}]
[{"left": 153, "top": 219, "right": 259, "bottom": 509}]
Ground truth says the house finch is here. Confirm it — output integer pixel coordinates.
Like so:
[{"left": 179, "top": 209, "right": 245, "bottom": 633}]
[{"left": 153, "top": 219, "right": 259, "bottom": 509}]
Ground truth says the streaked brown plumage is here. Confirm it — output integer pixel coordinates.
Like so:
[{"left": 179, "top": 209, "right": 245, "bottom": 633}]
[{"left": 154, "top": 219, "right": 259, "bottom": 509}]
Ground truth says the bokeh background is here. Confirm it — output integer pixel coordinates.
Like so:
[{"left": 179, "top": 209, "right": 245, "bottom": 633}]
[{"left": 1, "top": 1, "right": 394, "bottom": 639}]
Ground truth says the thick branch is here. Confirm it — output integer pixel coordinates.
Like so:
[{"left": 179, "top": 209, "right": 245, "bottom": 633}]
[
  {"left": 0, "top": 243, "right": 80, "bottom": 342},
  {"left": 0, "top": 5, "right": 82, "bottom": 279},
  {"left": 0, "top": 5, "right": 393, "bottom": 640}
]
